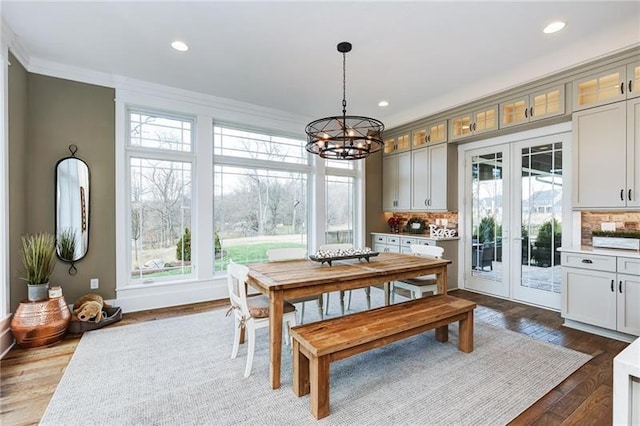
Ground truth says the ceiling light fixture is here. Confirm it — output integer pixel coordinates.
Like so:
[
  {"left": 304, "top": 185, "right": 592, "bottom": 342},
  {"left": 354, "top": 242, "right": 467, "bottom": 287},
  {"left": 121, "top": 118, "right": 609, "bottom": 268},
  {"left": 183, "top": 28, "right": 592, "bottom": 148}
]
[
  {"left": 171, "top": 40, "right": 189, "bottom": 52},
  {"left": 305, "top": 42, "right": 384, "bottom": 160},
  {"left": 378, "top": 101, "right": 389, "bottom": 107},
  {"left": 543, "top": 21, "right": 566, "bottom": 34}
]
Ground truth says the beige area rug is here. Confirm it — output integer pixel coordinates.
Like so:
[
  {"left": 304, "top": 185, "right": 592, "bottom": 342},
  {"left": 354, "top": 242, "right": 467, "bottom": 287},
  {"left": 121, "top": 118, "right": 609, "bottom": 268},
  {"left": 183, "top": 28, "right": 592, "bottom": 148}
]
[{"left": 40, "top": 292, "right": 591, "bottom": 425}]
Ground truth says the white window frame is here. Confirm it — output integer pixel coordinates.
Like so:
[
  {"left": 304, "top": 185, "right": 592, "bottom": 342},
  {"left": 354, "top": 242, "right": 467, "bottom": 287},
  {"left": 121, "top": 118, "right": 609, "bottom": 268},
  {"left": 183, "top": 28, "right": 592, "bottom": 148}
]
[{"left": 115, "top": 87, "right": 365, "bottom": 313}]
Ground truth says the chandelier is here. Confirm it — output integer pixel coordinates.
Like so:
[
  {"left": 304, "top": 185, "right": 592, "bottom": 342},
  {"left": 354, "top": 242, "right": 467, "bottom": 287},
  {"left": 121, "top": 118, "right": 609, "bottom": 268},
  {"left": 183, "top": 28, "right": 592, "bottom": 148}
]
[{"left": 305, "top": 42, "right": 385, "bottom": 160}]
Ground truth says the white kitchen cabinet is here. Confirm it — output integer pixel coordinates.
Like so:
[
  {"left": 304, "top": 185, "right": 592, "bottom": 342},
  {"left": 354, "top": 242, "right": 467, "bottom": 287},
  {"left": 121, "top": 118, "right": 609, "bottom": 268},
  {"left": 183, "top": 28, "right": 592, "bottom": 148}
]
[
  {"left": 573, "top": 60, "right": 640, "bottom": 111},
  {"left": 561, "top": 251, "right": 640, "bottom": 339},
  {"left": 572, "top": 98, "right": 640, "bottom": 208},
  {"left": 410, "top": 143, "right": 447, "bottom": 211},
  {"left": 371, "top": 233, "right": 458, "bottom": 288},
  {"left": 382, "top": 151, "right": 411, "bottom": 211},
  {"left": 382, "top": 132, "right": 410, "bottom": 156},
  {"left": 449, "top": 104, "right": 498, "bottom": 141},
  {"left": 411, "top": 120, "right": 448, "bottom": 148},
  {"left": 499, "top": 84, "right": 565, "bottom": 129}
]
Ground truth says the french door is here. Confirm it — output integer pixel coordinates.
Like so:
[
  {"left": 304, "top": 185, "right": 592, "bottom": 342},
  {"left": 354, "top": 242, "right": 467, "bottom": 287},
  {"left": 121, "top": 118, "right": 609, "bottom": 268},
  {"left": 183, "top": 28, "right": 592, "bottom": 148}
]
[{"left": 463, "top": 130, "right": 569, "bottom": 309}]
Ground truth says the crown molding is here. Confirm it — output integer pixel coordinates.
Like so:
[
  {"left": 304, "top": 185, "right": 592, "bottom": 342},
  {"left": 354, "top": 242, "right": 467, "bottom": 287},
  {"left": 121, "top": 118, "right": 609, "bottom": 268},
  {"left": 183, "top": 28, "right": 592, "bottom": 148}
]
[{"left": 1, "top": 17, "right": 29, "bottom": 68}]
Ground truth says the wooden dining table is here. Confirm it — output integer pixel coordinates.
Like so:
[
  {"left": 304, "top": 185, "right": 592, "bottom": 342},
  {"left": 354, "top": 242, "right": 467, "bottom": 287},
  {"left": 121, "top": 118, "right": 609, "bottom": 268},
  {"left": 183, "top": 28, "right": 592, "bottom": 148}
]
[{"left": 246, "top": 251, "right": 451, "bottom": 389}]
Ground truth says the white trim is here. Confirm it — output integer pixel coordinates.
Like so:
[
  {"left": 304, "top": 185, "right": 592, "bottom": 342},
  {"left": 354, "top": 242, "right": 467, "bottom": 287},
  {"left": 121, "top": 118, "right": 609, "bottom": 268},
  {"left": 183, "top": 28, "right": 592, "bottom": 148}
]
[
  {"left": 0, "top": 314, "right": 14, "bottom": 359},
  {"left": 116, "top": 277, "right": 227, "bottom": 313},
  {"left": 456, "top": 121, "right": 572, "bottom": 293},
  {"left": 0, "top": 16, "right": 10, "bottom": 323},
  {"left": 563, "top": 318, "right": 637, "bottom": 343}
]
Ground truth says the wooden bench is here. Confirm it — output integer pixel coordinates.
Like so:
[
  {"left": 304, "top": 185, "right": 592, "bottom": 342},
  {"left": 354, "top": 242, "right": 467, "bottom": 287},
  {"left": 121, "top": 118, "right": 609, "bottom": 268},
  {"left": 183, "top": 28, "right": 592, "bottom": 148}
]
[{"left": 290, "top": 294, "right": 476, "bottom": 419}]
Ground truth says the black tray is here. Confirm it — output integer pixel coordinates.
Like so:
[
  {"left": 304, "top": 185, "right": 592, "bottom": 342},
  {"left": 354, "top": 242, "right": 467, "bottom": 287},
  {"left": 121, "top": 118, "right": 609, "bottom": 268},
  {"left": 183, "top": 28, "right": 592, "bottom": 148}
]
[
  {"left": 68, "top": 306, "right": 123, "bottom": 334},
  {"left": 308, "top": 252, "right": 379, "bottom": 266}
]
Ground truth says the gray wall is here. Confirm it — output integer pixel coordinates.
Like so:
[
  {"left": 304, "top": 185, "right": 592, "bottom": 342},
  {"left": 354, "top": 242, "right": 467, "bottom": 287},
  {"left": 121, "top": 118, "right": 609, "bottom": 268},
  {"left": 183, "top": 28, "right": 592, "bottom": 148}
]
[{"left": 8, "top": 61, "right": 116, "bottom": 310}]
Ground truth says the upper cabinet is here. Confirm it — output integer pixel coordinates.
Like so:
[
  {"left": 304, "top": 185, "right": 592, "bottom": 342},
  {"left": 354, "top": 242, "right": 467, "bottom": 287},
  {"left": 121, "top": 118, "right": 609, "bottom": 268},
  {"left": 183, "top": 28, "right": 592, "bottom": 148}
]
[
  {"left": 500, "top": 84, "right": 565, "bottom": 129},
  {"left": 383, "top": 132, "right": 410, "bottom": 156},
  {"left": 382, "top": 151, "right": 411, "bottom": 211},
  {"left": 412, "top": 120, "right": 448, "bottom": 149},
  {"left": 411, "top": 143, "right": 448, "bottom": 211},
  {"left": 572, "top": 97, "right": 640, "bottom": 208},
  {"left": 573, "top": 61, "right": 640, "bottom": 111},
  {"left": 449, "top": 104, "right": 498, "bottom": 142}
]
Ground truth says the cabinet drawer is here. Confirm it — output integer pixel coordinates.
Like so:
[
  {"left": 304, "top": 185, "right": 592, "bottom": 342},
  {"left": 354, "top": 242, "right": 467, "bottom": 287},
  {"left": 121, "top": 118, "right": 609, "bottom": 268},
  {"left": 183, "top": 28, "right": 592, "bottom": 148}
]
[
  {"left": 386, "top": 235, "right": 400, "bottom": 245},
  {"left": 400, "top": 237, "right": 434, "bottom": 247},
  {"left": 561, "top": 252, "right": 616, "bottom": 272},
  {"left": 373, "top": 234, "right": 387, "bottom": 244},
  {"left": 617, "top": 257, "right": 640, "bottom": 275}
]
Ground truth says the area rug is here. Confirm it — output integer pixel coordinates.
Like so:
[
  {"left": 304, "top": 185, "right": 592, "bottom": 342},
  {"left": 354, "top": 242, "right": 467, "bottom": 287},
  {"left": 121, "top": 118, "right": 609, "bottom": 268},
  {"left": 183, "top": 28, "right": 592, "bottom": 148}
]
[{"left": 40, "top": 292, "right": 591, "bottom": 425}]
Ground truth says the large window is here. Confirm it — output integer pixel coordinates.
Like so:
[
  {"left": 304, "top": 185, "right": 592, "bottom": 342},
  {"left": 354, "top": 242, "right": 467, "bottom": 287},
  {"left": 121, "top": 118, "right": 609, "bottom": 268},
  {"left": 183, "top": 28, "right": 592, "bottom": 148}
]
[
  {"left": 213, "top": 125, "right": 310, "bottom": 270},
  {"left": 127, "top": 110, "right": 194, "bottom": 282}
]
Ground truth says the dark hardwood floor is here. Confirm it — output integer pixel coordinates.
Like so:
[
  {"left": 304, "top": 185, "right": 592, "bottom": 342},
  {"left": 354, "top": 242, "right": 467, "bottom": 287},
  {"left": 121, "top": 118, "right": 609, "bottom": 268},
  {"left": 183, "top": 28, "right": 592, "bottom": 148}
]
[{"left": 0, "top": 290, "right": 629, "bottom": 425}]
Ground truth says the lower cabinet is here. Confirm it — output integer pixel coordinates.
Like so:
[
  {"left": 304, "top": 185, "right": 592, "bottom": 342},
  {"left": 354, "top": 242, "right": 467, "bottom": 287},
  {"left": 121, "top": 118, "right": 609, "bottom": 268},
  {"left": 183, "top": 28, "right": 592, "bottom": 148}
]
[
  {"left": 561, "top": 252, "right": 640, "bottom": 338},
  {"left": 371, "top": 233, "right": 458, "bottom": 289}
]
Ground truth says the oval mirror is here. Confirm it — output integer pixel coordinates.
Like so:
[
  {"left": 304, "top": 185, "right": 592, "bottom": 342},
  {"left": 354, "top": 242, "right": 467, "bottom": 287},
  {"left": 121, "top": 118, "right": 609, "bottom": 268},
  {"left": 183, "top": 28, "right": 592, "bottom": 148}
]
[{"left": 55, "top": 146, "right": 90, "bottom": 273}]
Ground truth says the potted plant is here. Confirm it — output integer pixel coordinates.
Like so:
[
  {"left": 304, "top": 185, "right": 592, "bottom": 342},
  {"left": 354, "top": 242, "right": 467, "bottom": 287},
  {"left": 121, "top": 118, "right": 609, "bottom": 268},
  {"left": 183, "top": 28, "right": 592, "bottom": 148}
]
[{"left": 21, "top": 233, "right": 56, "bottom": 302}]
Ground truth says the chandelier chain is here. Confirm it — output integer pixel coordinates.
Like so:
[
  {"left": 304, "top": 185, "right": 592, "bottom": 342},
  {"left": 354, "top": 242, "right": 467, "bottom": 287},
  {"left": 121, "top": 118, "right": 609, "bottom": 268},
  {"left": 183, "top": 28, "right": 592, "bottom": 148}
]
[{"left": 342, "top": 50, "right": 347, "bottom": 116}]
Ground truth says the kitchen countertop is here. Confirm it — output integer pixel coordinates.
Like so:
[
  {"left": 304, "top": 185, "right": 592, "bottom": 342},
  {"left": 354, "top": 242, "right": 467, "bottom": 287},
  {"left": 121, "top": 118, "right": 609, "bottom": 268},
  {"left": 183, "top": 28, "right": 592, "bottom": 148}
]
[
  {"left": 372, "top": 231, "right": 459, "bottom": 241},
  {"left": 559, "top": 245, "right": 640, "bottom": 259}
]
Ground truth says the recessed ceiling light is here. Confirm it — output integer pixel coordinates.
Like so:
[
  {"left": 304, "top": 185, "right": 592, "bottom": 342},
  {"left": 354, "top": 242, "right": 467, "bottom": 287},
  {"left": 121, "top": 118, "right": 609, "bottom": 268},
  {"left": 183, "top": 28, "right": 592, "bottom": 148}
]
[
  {"left": 378, "top": 101, "right": 389, "bottom": 107},
  {"left": 171, "top": 41, "right": 189, "bottom": 52},
  {"left": 543, "top": 21, "right": 566, "bottom": 34}
]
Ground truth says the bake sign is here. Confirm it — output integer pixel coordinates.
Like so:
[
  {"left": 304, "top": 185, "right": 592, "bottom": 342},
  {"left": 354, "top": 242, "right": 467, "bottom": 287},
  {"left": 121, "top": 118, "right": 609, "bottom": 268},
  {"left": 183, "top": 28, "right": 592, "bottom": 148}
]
[{"left": 429, "top": 224, "right": 456, "bottom": 238}]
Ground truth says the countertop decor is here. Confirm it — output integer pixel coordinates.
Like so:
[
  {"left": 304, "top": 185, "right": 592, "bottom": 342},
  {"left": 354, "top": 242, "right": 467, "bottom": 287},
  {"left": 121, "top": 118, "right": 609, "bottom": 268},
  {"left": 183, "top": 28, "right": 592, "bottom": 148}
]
[{"left": 405, "top": 217, "right": 426, "bottom": 234}]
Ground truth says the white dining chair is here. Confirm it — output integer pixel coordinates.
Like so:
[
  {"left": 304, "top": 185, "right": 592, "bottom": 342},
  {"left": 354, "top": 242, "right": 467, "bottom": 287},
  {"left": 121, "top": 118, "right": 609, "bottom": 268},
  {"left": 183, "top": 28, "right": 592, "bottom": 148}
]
[
  {"left": 227, "top": 260, "right": 297, "bottom": 378},
  {"left": 266, "top": 248, "right": 324, "bottom": 323},
  {"left": 391, "top": 244, "right": 444, "bottom": 303},
  {"left": 319, "top": 243, "right": 372, "bottom": 315}
]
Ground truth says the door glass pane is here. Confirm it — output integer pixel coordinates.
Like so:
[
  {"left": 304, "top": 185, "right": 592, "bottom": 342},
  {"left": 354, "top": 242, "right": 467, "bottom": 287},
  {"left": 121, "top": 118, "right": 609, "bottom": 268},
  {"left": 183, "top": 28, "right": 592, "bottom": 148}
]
[
  {"left": 520, "top": 142, "right": 562, "bottom": 293},
  {"left": 471, "top": 152, "right": 503, "bottom": 282},
  {"left": 326, "top": 175, "right": 354, "bottom": 244},
  {"left": 453, "top": 116, "right": 472, "bottom": 138}
]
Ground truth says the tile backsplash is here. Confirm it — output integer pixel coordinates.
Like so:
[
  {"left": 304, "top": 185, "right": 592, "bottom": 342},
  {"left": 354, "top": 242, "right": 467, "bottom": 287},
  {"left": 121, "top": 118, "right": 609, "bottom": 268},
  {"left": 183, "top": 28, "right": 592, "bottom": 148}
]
[
  {"left": 581, "top": 211, "right": 640, "bottom": 245},
  {"left": 383, "top": 212, "right": 458, "bottom": 234}
]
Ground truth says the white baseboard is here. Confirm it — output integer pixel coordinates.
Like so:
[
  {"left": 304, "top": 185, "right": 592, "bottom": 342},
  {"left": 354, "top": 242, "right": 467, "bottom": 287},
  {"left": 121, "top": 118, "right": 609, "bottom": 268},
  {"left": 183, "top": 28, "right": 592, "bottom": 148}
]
[
  {"left": 563, "top": 319, "right": 638, "bottom": 343},
  {"left": 0, "top": 314, "right": 15, "bottom": 359},
  {"left": 115, "top": 279, "right": 227, "bottom": 313}
]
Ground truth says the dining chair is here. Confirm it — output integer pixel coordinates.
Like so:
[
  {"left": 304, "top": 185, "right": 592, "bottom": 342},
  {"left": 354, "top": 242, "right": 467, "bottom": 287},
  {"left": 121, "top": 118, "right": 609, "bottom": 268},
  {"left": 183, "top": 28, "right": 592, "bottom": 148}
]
[
  {"left": 227, "top": 260, "right": 297, "bottom": 378},
  {"left": 266, "top": 248, "right": 324, "bottom": 323},
  {"left": 391, "top": 244, "right": 445, "bottom": 303},
  {"left": 319, "top": 243, "right": 371, "bottom": 315}
]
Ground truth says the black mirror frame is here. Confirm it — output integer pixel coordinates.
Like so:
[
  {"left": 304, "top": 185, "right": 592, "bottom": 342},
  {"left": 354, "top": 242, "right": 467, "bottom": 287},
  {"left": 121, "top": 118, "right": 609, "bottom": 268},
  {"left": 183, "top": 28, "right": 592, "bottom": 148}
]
[{"left": 55, "top": 144, "right": 90, "bottom": 275}]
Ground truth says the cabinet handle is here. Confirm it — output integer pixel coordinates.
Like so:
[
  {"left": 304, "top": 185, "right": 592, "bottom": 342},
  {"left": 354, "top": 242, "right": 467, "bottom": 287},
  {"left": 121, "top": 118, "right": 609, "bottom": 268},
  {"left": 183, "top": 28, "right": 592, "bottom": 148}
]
[
  {"left": 629, "top": 189, "right": 632, "bottom": 201},
  {"left": 621, "top": 189, "right": 624, "bottom": 201},
  {"left": 620, "top": 82, "right": 625, "bottom": 95},
  {"left": 524, "top": 108, "right": 528, "bottom": 118},
  {"left": 424, "top": 199, "right": 428, "bottom": 207},
  {"left": 611, "top": 280, "right": 615, "bottom": 292},
  {"left": 530, "top": 106, "right": 534, "bottom": 117},
  {"left": 630, "top": 80, "right": 633, "bottom": 93},
  {"left": 581, "top": 259, "right": 593, "bottom": 264},
  {"left": 619, "top": 280, "right": 623, "bottom": 293},
  {"left": 473, "top": 122, "right": 477, "bottom": 132}
]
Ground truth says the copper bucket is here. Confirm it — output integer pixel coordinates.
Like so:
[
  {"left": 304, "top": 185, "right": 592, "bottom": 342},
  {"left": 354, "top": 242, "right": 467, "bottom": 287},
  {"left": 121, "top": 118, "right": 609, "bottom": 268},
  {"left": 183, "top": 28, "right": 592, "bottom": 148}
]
[{"left": 11, "top": 296, "right": 71, "bottom": 348}]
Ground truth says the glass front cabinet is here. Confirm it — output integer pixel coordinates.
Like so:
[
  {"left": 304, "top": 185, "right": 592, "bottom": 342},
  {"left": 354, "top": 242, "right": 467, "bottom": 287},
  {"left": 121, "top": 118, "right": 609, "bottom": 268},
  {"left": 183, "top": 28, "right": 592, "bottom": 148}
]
[
  {"left": 383, "top": 132, "right": 410, "bottom": 156},
  {"left": 449, "top": 104, "right": 498, "bottom": 141},
  {"left": 500, "top": 84, "right": 565, "bottom": 129},
  {"left": 573, "top": 60, "right": 640, "bottom": 111}
]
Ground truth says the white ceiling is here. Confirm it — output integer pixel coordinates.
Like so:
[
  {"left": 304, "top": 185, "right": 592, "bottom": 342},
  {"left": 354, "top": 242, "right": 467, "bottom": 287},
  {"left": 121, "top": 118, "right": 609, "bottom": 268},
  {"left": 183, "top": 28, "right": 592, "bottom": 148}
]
[{"left": 2, "top": 1, "right": 639, "bottom": 130}]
